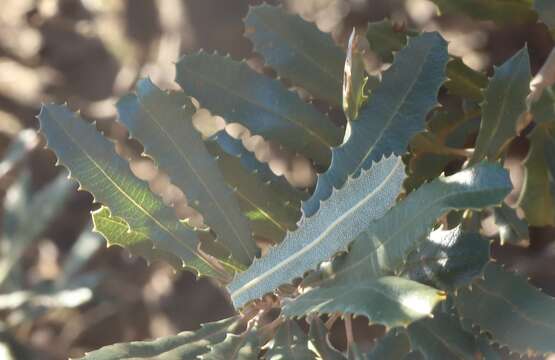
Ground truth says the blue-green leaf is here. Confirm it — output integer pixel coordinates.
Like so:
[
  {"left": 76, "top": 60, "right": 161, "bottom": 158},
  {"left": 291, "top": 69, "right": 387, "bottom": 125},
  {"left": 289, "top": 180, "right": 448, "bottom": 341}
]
[
  {"left": 303, "top": 31, "right": 448, "bottom": 217},
  {"left": 283, "top": 277, "right": 446, "bottom": 329},
  {"left": 470, "top": 47, "right": 531, "bottom": 163},
  {"left": 117, "top": 78, "right": 257, "bottom": 267},
  {"left": 456, "top": 263, "right": 555, "bottom": 355},
  {"left": 245, "top": 4, "right": 344, "bottom": 106},
  {"left": 175, "top": 52, "right": 342, "bottom": 166}
]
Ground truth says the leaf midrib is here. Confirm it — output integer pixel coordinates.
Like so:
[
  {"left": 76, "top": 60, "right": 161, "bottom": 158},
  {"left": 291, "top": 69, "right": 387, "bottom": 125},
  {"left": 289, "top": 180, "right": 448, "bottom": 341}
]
[
  {"left": 318, "top": 185, "right": 502, "bottom": 286},
  {"left": 230, "top": 157, "right": 403, "bottom": 301},
  {"left": 135, "top": 95, "right": 254, "bottom": 261},
  {"left": 45, "top": 108, "right": 213, "bottom": 272},
  {"left": 178, "top": 60, "right": 334, "bottom": 149},
  {"left": 250, "top": 9, "right": 342, "bottom": 87}
]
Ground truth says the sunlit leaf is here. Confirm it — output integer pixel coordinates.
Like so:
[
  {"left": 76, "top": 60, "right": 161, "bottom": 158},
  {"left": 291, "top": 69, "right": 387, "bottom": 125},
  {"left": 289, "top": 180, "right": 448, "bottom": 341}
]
[{"left": 228, "top": 156, "right": 405, "bottom": 309}]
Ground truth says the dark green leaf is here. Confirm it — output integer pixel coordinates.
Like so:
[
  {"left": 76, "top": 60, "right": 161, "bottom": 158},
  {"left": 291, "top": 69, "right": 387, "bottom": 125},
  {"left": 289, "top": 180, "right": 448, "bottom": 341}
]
[
  {"left": 471, "top": 47, "right": 531, "bottom": 163},
  {"left": 38, "top": 104, "right": 224, "bottom": 279},
  {"left": 303, "top": 31, "right": 448, "bottom": 217},
  {"left": 176, "top": 52, "right": 341, "bottom": 166},
  {"left": 228, "top": 156, "right": 405, "bottom": 309},
  {"left": 200, "top": 329, "right": 259, "bottom": 360},
  {"left": 245, "top": 4, "right": 344, "bottom": 106},
  {"left": 365, "top": 20, "right": 411, "bottom": 63},
  {"left": 445, "top": 58, "right": 488, "bottom": 102},
  {"left": 117, "top": 79, "right": 257, "bottom": 267},
  {"left": 206, "top": 131, "right": 306, "bottom": 243},
  {"left": 80, "top": 316, "right": 239, "bottom": 359},
  {"left": 265, "top": 320, "right": 317, "bottom": 360},
  {"left": 404, "top": 225, "right": 490, "bottom": 290},
  {"left": 408, "top": 312, "right": 478, "bottom": 360},
  {"left": 283, "top": 277, "right": 446, "bottom": 329},
  {"left": 456, "top": 263, "right": 555, "bottom": 354}
]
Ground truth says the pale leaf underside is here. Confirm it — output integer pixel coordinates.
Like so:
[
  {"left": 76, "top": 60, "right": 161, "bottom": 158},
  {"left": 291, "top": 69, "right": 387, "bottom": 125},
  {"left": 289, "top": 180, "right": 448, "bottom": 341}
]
[{"left": 228, "top": 155, "right": 406, "bottom": 309}]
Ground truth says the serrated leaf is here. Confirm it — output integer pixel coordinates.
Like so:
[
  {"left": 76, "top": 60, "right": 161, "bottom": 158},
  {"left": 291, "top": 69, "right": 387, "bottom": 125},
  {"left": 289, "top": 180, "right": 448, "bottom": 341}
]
[
  {"left": 80, "top": 316, "right": 239, "bottom": 359},
  {"left": 365, "top": 20, "right": 412, "bottom": 63},
  {"left": 535, "top": 0, "right": 555, "bottom": 29},
  {"left": 92, "top": 206, "right": 182, "bottom": 269},
  {"left": 431, "top": 0, "right": 537, "bottom": 25},
  {"left": 492, "top": 203, "right": 529, "bottom": 245},
  {"left": 404, "top": 225, "right": 490, "bottom": 290},
  {"left": 308, "top": 317, "right": 345, "bottom": 360},
  {"left": 38, "top": 104, "right": 225, "bottom": 280},
  {"left": 517, "top": 123, "right": 555, "bottom": 226},
  {"left": 309, "top": 163, "right": 511, "bottom": 288},
  {"left": 445, "top": 58, "right": 488, "bottom": 102},
  {"left": 367, "top": 329, "right": 410, "bottom": 360},
  {"left": 408, "top": 312, "right": 478, "bottom": 360},
  {"left": 302, "top": 31, "right": 448, "bottom": 217},
  {"left": 471, "top": 47, "right": 531, "bottom": 163},
  {"left": 283, "top": 277, "right": 446, "bottom": 329},
  {"left": 265, "top": 320, "right": 317, "bottom": 360},
  {"left": 455, "top": 263, "right": 555, "bottom": 355},
  {"left": 175, "top": 52, "right": 341, "bottom": 166},
  {"left": 206, "top": 131, "right": 306, "bottom": 243},
  {"left": 117, "top": 79, "right": 257, "bottom": 267},
  {"left": 228, "top": 155, "right": 406, "bottom": 309},
  {"left": 244, "top": 4, "right": 344, "bottom": 106},
  {"left": 200, "top": 329, "right": 259, "bottom": 360}
]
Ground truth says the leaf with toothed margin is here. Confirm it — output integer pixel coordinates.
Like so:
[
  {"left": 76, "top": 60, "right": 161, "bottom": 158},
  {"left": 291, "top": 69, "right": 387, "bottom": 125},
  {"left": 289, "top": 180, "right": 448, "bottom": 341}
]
[
  {"left": 228, "top": 155, "right": 406, "bottom": 309},
  {"left": 92, "top": 206, "right": 182, "bottom": 269},
  {"left": 455, "top": 262, "right": 555, "bottom": 355},
  {"left": 445, "top": 58, "right": 488, "bottom": 102},
  {"left": 38, "top": 104, "right": 225, "bottom": 280},
  {"left": 307, "top": 162, "right": 511, "bottom": 289},
  {"left": 492, "top": 203, "right": 529, "bottom": 245},
  {"left": 366, "top": 20, "right": 413, "bottom": 64},
  {"left": 205, "top": 131, "right": 307, "bottom": 243},
  {"left": 117, "top": 79, "right": 257, "bottom": 268},
  {"left": 199, "top": 329, "right": 259, "bottom": 360},
  {"left": 517, "top": 123, "right": 555, "bottom": 226},
  {"left": 175, "top": 52, "right": 342, "bottom": 166},
  {"left": 265, "top": 320, "right": 317, "bottom": 360},
  {"left": 307, "top": 317, "right": 345, "bottom": 360},
  {"left": 408, "top": 312, "right": 479, "bottom": 360},
  {"left": 403, "top": 225, "right": 490, "bottom": 291},
  {"left": 302, "top": 31, "right": 448, "bottom": 218},
  {"left": 430, "top": 0, "right": 537, "bottom": 26},
  {"left": 367, "top": 329, "right": 410, "bottom": 360},
  {"left": 79, "top": 316, "right": 240, "bottom": 359},
  {"left": 244, "top": 4, "right": 344, "bottom": 106},
  {"left": 470, "top": 47, "right": 531, "bottom": 164},
  {"left": 282, "top": 276, "right": 446, "bottom": 329}
]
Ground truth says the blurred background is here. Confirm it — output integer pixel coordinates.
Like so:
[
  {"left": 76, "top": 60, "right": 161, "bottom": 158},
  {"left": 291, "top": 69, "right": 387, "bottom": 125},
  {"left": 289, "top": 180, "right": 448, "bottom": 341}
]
[{"left": 0, "top": 0, "right": 554, "bottom": 359}]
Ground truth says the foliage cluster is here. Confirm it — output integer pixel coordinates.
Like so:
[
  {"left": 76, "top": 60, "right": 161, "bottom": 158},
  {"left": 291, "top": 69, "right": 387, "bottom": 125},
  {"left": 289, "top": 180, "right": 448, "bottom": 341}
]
[{"left": 38, "top": 1, "right": 555, "bottom": 359}]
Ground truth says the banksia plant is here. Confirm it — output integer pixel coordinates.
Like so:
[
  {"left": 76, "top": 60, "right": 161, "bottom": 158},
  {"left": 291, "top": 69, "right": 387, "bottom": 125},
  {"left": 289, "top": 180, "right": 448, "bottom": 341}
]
[{"left": 38, "top": 2, "right": 555, "bottom": 359}]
